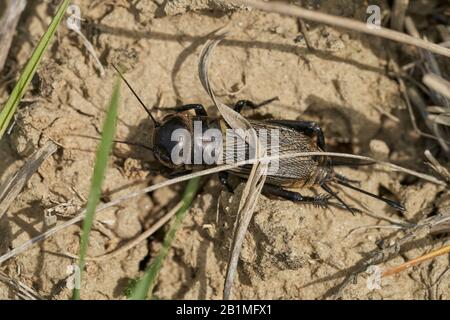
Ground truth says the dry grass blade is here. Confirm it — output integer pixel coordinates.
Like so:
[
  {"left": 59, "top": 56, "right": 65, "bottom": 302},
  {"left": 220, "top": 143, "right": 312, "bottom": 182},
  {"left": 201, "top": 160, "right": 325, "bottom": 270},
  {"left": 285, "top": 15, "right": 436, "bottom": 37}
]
[
  {"left": 223, "top": 165, "right": 267, "bottom": 299},
  {"left": 427, "top": 105, "right": 450, "bottom": 127},
  {"left": 235, "top": 0, "right": 450, "bottom": 58},
  {"left": 424, "top": 150, "right": 450, "bottom": 182},
  {"left": 0, "top": 150, "right": 445, "bottom": 266},
  {"left": 404, "top": 16, "right": 420, "bottom": 38},
  {"left": 72, "top": 78, "right": 121, "bottom": 300},
  {"left": 86, "top": 201, "right": 184, "bottom": 261},
  {"left": 298, "top": 19, "right": 313, "bottom": 50},
  {"left": 0, "top": 0, "right": 27, "bottom": 72},
  {"left": 427, "top": 106, "right": 447, "bottom": 114},
  {"left": 423, "top": 73, "right": 450, "bottom": 100},
  {"left": 67, "top": 23, "right": 105, "bottom": 77},
  {"left": 409, "top": 89, "right": 450, "bottom": 153},
  {"left": 394, "top": 51, "right": 450, "bottom": 153},
  {"left": 127, "top": 178, "right": 201, "bottom": 299},
  {"left": 405, "top": 17, "right": 450, "bottom": 109},
  {"left": 0, "top": 271, "right": 41, "bottom": 300},
  {"left": 332, "top": 207, "right": 450, "bottom": 298},
  {"left": 0, "top": 141, "right": 58, "bottom": 221},
  {"left": 198, "top": 26, "right": 268, "bottom": 299},
  {"left": 431, "top": 114, "right": 450, "bottom": 127},
  {"left": 390, "top": 0, "right": 409, "bottom": 31},
  {"left": 382, "top": 242, "right": 450, "bottom": 278},
  {"left": 0, "top": 0, "right": 70, "bottom": 139},
  {"left": 402, "top": 16, "right": 450, "bottom": 152}
]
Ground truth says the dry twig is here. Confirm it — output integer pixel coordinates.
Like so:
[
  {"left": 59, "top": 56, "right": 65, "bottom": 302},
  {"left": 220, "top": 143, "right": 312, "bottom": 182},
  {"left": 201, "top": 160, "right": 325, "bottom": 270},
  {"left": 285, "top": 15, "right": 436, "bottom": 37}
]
[
  {"left": 424, "top": 150, "right": 450, "bottom": 183},
  {"left": 297, "top": 19, "right": 313, "bottom": 50},
  {"left": 0, "top": 271, "right": 41, "bottom": 300},
  {"left": 388, "top": 50, "right": 450, "bottom": 152},
  {"left": 0, "top": 141, "right": 58, "bottom": 221},
  {"left": 60, "top": 200, "right": 184, "bottom": 261},
  {"left": 332, "top": 207, "right": 450, "bottom": 298}
]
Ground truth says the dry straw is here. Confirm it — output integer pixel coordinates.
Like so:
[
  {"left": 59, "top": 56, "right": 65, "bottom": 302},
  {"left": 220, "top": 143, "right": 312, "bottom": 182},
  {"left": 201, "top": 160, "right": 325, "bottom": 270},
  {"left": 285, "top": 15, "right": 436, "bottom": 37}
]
[
  {"left": 235, "top": 0, "right": 450, "bottom": 58},
  {"left": 198, "top": 27, "right": 269, "bottom": 300},
  {"left": 0, "top": 149, "right": 445, "bottom": 266}
]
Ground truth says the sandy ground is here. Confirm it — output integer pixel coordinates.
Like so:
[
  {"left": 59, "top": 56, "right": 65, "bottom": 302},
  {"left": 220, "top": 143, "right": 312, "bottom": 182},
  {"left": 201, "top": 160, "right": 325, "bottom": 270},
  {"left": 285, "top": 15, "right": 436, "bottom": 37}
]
[{"left": 0, "top": 0, "right": 449, "bottom": 299}]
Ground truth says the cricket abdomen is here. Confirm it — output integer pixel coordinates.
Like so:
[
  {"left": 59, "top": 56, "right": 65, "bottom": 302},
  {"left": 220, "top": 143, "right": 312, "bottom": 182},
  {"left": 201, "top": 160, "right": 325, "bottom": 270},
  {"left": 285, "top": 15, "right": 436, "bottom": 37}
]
[{"left": 226, "top": 119, "right": 329, "bottom": 188}]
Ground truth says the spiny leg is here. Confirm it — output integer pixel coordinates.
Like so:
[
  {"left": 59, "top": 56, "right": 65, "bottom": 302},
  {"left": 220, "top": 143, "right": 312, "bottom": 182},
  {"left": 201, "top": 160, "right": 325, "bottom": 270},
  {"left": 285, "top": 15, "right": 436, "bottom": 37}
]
[
  {"left": 262, "top": 184, "right": 332, "bottom": 208},
  {"left": 321, "top": 183, "right": 357, "bottom": 215}
]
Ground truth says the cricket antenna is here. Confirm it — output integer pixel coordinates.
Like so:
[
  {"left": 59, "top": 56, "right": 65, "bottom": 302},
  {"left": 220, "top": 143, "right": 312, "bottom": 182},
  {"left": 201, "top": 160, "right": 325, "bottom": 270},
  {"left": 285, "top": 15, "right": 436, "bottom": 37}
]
[
  {"left": 256, "top": 96, "right": 279, "bottom": 107},
  {"left": 111, "top": 64, "right": 159, "bottom": 127},
  {"left": 333, "top": 178, "right": 405, "bottom": 212},
  {"left": 72, "top": 134, "right": 155, "bottom": 152}
]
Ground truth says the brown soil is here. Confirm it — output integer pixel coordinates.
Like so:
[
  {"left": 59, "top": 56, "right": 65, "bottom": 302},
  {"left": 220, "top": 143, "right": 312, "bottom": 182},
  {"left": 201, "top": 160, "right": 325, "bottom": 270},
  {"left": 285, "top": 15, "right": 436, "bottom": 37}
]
[{"left": 0, "top": 0, "right": 448, "bottom": 300}]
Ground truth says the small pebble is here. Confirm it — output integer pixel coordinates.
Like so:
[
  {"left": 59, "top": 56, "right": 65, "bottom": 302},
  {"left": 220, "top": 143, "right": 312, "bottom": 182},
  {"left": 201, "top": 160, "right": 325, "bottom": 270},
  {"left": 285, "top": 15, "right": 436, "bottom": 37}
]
[{"left": 369, "top": 139, "right": 390, "bottom": 159}]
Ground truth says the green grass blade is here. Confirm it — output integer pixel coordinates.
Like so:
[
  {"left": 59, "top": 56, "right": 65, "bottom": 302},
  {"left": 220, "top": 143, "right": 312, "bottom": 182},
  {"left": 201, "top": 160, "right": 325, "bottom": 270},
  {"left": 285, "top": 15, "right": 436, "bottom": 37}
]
[
  {"left": 72, "top": 80, "right": 121, "bottom": 300},
  {"left": 128, "top": 177, "right": 201, "bottom": 300},
  {"left": 0, "top": 0, "right": 70, "bottom": 140}
]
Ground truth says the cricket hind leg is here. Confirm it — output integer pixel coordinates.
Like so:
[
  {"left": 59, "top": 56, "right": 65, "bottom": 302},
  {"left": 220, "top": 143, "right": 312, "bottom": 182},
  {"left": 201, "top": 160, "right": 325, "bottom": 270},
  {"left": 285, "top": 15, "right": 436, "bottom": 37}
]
[
  {"left": 262, "top": 183, "right": 361, "bottom": 213},
  {"left": 261, "top": 184, "right": 332, "bottom": 208},
  {"left": 267, "top": 120, "right": 326, "bottom": 150}
]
